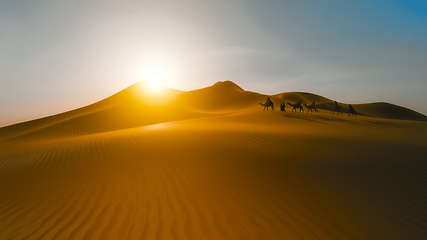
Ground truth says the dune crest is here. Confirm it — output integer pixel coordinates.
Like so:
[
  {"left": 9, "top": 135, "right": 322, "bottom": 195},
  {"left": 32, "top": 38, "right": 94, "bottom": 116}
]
[{"left": 2, "top": 81, "right": 426, "bottom": 141}]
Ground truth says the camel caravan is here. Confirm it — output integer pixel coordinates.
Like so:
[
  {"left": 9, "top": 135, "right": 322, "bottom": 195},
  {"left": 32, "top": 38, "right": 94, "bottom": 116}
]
[{"left": 260, "top": 97, "right": 357, "bottom": 116}]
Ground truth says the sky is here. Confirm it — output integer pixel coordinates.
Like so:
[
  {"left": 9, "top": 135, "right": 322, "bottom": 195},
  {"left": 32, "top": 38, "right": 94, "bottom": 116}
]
[{"left": 1, "top": 0, "right": 427, "bottom": 126}]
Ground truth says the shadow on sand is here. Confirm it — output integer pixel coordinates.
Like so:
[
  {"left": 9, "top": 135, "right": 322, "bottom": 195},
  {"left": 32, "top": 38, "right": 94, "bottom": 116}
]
[{"left": 283, "top": 114, "right": 323, "bottom": 123}]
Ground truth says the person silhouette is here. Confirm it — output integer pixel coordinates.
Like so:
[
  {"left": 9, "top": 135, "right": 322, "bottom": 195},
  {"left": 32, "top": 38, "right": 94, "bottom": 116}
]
[{"left": 280, "top": 102, "right": 286, "bottom": 112}]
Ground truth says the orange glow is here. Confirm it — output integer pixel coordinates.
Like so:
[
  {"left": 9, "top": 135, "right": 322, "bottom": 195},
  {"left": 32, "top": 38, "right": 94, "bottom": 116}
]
[
  {"left": 141, "top": 79, "right": 166, "bottom": 95},
  {"left": 142, "top": 63, "right": 168, "bottom": 93},
  {"left": 130, "top": 81, "right": 181, "bottom": 107}
]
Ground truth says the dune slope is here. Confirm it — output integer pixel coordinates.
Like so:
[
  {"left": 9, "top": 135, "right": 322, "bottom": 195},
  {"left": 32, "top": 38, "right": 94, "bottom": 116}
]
[{"left": 1, "top": 81, "right": 427, "bottom": 239}]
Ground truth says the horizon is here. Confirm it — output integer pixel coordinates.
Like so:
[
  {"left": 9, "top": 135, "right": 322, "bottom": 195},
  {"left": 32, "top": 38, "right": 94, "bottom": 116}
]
[
  {"left": 1, "top": 0, "right": 427, "bottom": 126},
  {"left": 1, "top": 79, "right": 426, "bottom": 128}
]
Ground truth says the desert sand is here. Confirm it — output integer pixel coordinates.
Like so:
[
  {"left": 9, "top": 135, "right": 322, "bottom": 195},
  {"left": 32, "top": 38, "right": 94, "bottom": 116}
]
[{"left": 1, "top": 81, "right": 427, "bottom": 239}]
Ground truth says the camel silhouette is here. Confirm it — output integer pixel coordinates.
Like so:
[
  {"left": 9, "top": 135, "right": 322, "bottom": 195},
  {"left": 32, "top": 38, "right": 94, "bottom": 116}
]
[
  {"left": 259, "top": 97, "right": 275, "bottom": 111},
  {"left": 287, "top": 101, "right": 304, "bottom": 113},
  {"left": 280, "top": 102, "right": 286, "bottom": 112},
  {"left": 348, "top": 104, "right": 357, "bottom": 117},
  {"left": 303, "top": 101, "right": 319, "bottom": 114},
  {"left": 331, "top": 101, "right": 342, "bottom": 115}
]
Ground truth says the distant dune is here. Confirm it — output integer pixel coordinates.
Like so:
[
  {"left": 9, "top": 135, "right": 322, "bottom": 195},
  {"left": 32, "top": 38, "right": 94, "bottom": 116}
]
[
  {"left": 1, "top": 81, "right": 427, "bottom": 239},
  {"left": 274, "top": 91, "right": 427, "bottom": 121},
  {"left": 1, "top": 81, "right": 425, "bottom": 140}
]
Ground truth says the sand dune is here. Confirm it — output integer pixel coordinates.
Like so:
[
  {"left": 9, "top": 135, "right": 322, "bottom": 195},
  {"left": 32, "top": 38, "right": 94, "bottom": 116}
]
[
  {"left": 1, "top": 81, "right": 425, "bottom": 140},
  {"left": 1, "top": 81, "right": 427, "bottom": 239},
  {"left": 274, "top": 91, "right": 427, "bottom": 121}
]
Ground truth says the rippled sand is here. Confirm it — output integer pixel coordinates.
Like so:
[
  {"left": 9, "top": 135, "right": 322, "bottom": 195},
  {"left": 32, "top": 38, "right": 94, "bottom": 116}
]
[{"left": 1, "top": 82, "right": 426, "bottom": 239}]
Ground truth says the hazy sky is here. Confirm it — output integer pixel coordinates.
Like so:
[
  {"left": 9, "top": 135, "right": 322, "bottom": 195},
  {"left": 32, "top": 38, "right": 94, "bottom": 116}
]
[{"left": 1, "top": 0, "right": 427, "bottom": 126}]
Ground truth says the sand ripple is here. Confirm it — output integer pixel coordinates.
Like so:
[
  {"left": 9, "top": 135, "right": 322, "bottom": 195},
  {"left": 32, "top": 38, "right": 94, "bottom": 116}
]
[{"left": 1, "top": 111, "right": 427, "bottom": 239}]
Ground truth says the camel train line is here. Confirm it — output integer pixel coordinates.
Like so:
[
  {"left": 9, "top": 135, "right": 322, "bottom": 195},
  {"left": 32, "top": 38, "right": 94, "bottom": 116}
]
[{"left": 260, "top": 97, "right": 357, "bottom": 116}]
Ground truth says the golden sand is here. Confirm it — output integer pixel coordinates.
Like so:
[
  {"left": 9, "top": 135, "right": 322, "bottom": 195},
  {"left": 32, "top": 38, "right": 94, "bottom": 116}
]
[{"left": 1, "top": 81, "right": 426, "bottom": 239}]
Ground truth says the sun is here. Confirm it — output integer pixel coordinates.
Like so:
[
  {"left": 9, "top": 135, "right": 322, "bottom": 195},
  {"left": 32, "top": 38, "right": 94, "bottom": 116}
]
[
  {"left": 140, "top": 62, "right": 170, "bottom": 94},
  {"left": 145, "top": 75, "right": 164, "bottom": 93},
  {"left": 131, "top": 61, "right": 181, "bottom": 106}
]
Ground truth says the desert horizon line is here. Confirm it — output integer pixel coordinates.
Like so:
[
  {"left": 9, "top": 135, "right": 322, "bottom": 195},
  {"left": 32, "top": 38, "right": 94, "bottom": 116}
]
[
  {"left": 130, "top": 80, "right": 427, "bottom": 107},
  {"left": 1, "top": 80, "right": 426, "bottom": 128}
]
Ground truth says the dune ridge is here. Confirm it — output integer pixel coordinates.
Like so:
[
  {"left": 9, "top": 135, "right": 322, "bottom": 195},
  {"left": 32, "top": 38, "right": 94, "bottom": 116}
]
[
  {"left": 1, "top": 81, "right": 427, "bottom": 239},
  {"left": 1, "top": 81, "right": 426, "bottom": 141},
  {"left": 2, "top": 81, "right": 426, "bottom": 139}
]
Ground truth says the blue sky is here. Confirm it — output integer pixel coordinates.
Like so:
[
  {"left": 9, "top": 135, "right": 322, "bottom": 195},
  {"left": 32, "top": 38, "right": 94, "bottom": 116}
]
[{"left": 1, "top": 0, "right": 427, "bottom": 126}]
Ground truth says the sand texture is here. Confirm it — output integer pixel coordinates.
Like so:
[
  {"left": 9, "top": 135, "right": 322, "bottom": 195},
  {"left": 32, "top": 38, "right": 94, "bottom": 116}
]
[{"left": 1, "top": 81, "right": 427, "bottom": 239}]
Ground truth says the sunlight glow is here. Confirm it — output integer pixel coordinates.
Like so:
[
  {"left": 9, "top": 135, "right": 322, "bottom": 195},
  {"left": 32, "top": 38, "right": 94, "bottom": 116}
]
[
  {"left": 128, "top": 58, "right": 183, "bottom": 107},
  {"left": 136, "top": 58, "right": 174, "bottom": 95},
  {"left": 143, "top": 66, "right": 166, "bottom": 92},
  {"left": 123, "top": 51, "right": 193, "bottom": 94},
  {"left": 143, "top": 66, "right": 167, "bottom": 94}
]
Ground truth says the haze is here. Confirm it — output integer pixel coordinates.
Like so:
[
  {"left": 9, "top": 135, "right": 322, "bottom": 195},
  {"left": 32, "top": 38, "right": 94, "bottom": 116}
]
[{"left": 1, "top": 0, "right": 427, "bottom": 126}]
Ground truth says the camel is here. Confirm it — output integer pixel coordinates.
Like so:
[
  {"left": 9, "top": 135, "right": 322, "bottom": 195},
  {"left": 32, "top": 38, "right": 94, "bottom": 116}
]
[
  {"left": 259, "top": 97, "right": 275, "bottom": 111},
  {"left": 303, "top": 101, "right": 318, "bottom": 114},
  {"left": 331, "top": 101, "right": 342, "bottom": 115},
  {"left": 280, "top": 102, "right": 286, "bottom": 112},
  {"left": 287, "top": 101, "right": 304, "bottom": 113},
  {"left": 348, "top": 104, "right": 357, "bottom": 117}
]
